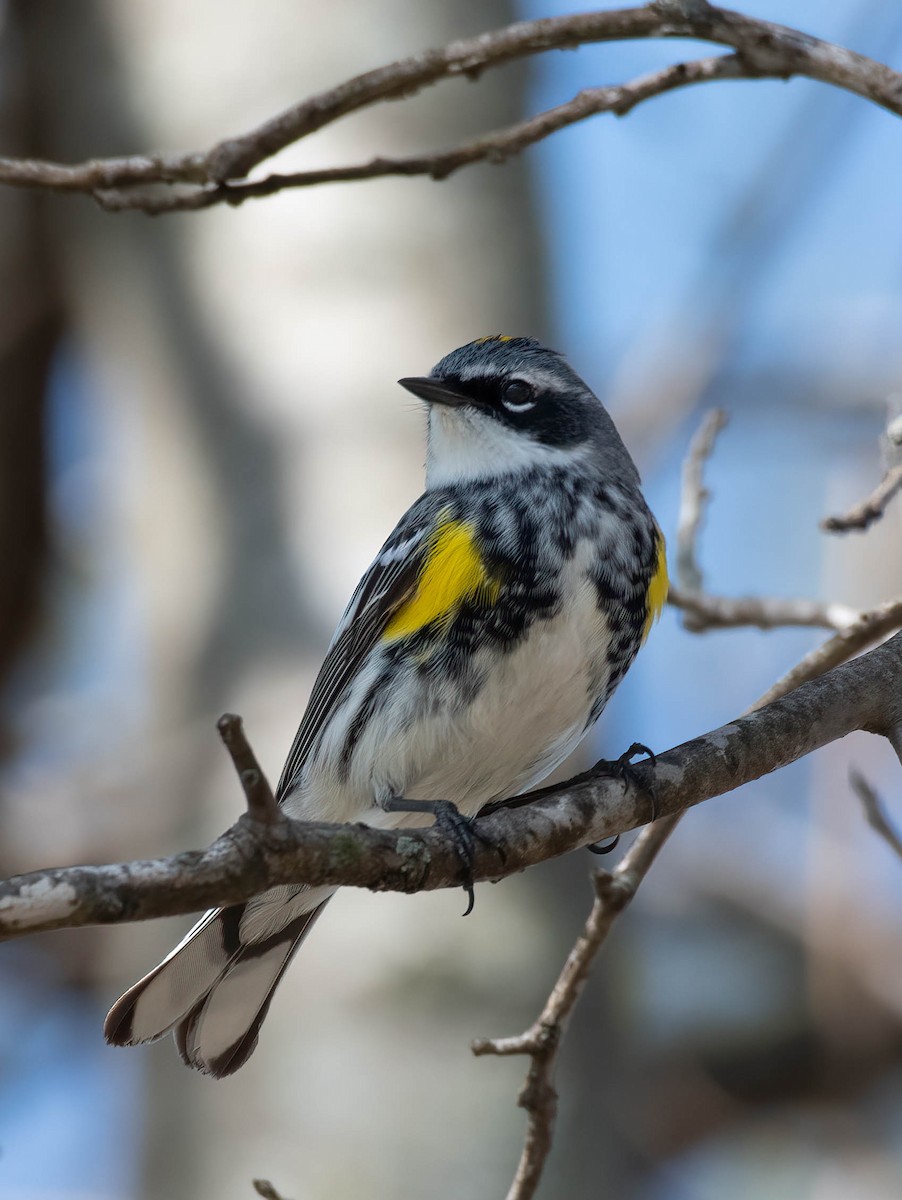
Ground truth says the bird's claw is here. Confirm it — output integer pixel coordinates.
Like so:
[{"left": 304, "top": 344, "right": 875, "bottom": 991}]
[
  {"left": 430, "top": 801, "right": 503, "bottom": 916},
  {"left": 586, "top": 835, "right": 620, "bottom": 855},
  {"left": 586, "top": 742, "right": 657, "bottom": 853}
]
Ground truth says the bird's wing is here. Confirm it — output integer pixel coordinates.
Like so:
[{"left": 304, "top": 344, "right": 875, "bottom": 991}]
[{"left": 274, "top": 492, "right": 447, "bottom": 800}]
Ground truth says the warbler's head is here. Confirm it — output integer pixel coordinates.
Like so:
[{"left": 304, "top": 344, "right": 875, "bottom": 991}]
[{"left": 398, "top": 336, "right": 637, "bottom": 488}]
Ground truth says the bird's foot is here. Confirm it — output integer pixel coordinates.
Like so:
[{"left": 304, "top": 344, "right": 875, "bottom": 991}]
[
  {"left": 587, "top": 742, "right": 657, "bottom": 854},
  {"left": 383, "top": 796, "right": 502, "bottom": 916}
]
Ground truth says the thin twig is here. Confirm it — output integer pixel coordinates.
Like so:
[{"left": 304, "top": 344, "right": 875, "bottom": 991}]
[
  {"left": 666, "top": 407, "right": 839, "bottom": 638},
  {"left": 1, "top": 5, "right": 902, "bottom": 213},
  {"left": 676, "top": 408, "right": 728, "bottom": 593},
  {"left": 472, "top": 815, "right": 678, "bottom": 1200},
  {"left": 821, "top": 463, "right": 902, "bottom": 533},
  {"left": 477, "top": 612, "right": 902, "bottom": 1197},
  {"left": 667, "top": 587, "right": 859, "bottom": 632},
  {"left": 216, "top": 713, "right": 283, "bottom": 825},
  {"left": 91, "top": 56, "right": 751, "bottom": 215},
  {"left": 752, "top": 595, "right": 902, "bottom": 710},
  {"left": 665, "top": 407, "right": 853, "bottom": 640},
  {"left": 851, "top": 768, "right": 902, "bottom": 861},
  {"left": 667, "top": 409, "right": 897, "bottom": 638},
  {"left": 822, "top": 399, "right": 902, "bottom": 533},
  {"left": 252, "top": 1182, "right": 292, "bottom": 1200}
]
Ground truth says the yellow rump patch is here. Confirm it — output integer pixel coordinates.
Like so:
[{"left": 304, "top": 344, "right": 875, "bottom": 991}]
[
  {"left": 642, "top": 532, "right": 668, "bottom": 642},
  {"left": 384, "top": 514, "right": 499, "bottom": 641}
]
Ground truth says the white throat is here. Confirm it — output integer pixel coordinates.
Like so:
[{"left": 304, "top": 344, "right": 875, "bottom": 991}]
[{"left": 425, "top": 406, "right": 580, "bottom": 488}]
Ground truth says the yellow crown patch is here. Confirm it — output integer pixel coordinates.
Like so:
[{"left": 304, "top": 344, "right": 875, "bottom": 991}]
[{"left": 473, "top": 334, "right": 514, "bottom": 345}]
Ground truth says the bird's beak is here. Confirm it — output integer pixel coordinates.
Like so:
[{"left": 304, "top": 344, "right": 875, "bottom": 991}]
[{"left": 397, "top": 376, "right": 470, "bottom": 408}]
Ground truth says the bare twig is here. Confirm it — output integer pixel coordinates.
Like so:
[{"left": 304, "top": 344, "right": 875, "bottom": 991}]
[
  {"left": 252, "top": 1182, "right": 292, "bottom": 1200},
  {"left": 666, "top": 408, "right": 861, "bottom": 638},
  {"left": 472, "top": 815, "right": 678, "bottom": 1200},
  {"left": 667, "top": 587, "right": 860, "bottom": 632},
  {"left": 851, "top": 768, "right": 902, "bottom": 861},
  {"left": 2, "top": 5, "right": 902, "bottom": 213},
  {"left": 675, "top": 408, "right": 728, "bottom": 593},
  {"left": 0, "top": 630, "right": 900, "bottom": 939},
  {"left": 251, "top": 1180, "right": 290, "bottom": 1200},
  {"left": 823, "top": 399, "right": 902, "bottom": 532},
  {"left": 753, "top": 595, "right": 902, "bottom": 710},
  {"left": 821, "top": 463, "right": 902, "bottom": 533},
  {"left": 664, "top": 408, "right": 855, "bottom": 638},
  {"left": 216, "top": 713, "right": 283, "bottom": 825},
  {"left": 90, "top": 56, "right": 757, "bottom": 215},
  {"left": 666, "top": 410, "right": 896, "bottom": 638}
]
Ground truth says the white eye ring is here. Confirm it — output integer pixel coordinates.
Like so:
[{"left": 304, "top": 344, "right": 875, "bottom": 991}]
[{"left": 501, "top": 380, "right": 536, "bottom": 413}]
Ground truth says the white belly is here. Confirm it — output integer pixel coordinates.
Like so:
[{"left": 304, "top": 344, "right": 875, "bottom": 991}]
[{"left": 285, "top": 549, "right": 610, "bottom": 826}]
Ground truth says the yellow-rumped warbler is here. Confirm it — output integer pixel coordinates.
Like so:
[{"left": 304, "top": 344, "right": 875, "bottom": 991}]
[{"left": 104, "top": 336, "right": 667, "bottom": 1077}]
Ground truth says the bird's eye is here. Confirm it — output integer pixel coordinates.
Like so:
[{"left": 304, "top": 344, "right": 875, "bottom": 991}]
[{"left": 501, "top": 379, "right": 536, "bottom": 413}]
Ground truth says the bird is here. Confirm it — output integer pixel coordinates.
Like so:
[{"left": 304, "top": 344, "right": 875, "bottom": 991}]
[{"left": 104, "top": 335, "right": 667, "bottom": 1077}]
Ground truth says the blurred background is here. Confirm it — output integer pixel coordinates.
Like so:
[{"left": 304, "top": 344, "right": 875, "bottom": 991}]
[{"left": 1, "top": 1, "right": 901, "bottom": 1197}]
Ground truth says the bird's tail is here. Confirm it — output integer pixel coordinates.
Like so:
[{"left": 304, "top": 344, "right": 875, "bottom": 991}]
[{"left": 104, "top": 891, "right": 331, "bottom": 1078}]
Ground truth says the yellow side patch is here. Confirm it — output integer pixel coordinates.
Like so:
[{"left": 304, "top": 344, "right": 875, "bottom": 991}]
[
  {"left": 384, "top": 514, "right": 499, "bottom": 641},
  {"left": 642, "top": 532, "right": 668, "bottom": 642}
]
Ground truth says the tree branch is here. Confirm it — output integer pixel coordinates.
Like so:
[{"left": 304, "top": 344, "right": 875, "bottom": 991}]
[
  {"left": 472, "top": 817, "right": 677, "bottom": 1200},
  {"left": 2, "top": 4, "right": 902, "bottom": 213},
  {"left": 92, "top": 56, "right": 758, "bottom": 214},
  {"left": 216, "top": 713, "right": 282, "bottom": 825},
  {"left": 0, "top": 630, "right": 899, "bottom": 940}
]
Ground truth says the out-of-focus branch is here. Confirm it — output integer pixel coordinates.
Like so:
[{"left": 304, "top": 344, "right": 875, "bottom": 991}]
[
  {"left": 822, "top": 402, "right": 902, "bottom": 533},
  {"left": 675, "top": 407, "right": 727, "bottom": 593},
  {"left": 889, "top": 721, "right": 902, "bottom": 769},
  {"left": 668, "top": 587, "right": 860, "bottom": 632},
  {"left": 667, "top": 410, "right": 901, "bottom": 642},
  {"left": 821, "top": 464, "right": 902, "bottom": 533},
  {"left": 472, "top": 818, "right": 677, "bottom": 1200},
  {"left": 1, "top": 4, "right": 902, "bottom": 213},
  {"left": 753, "top": 596, "right": 902, "bottom": 709},
  {"left": 252, "top": 1181, "right": 291, "bottom": 1200},
  {"left": 851, "top": 768, "right": 902, "bottom": 862}
]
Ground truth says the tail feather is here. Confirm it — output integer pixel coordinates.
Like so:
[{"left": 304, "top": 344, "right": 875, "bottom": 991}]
[
  {"left": 175, "top": 904, "right": 327, "bottom": 1078},
  {"left": 104, "top": 893, "right": 331, "bottom": 1075},
  {"left": 104, "top": 906, "right": 242, "bottom": 1047}
]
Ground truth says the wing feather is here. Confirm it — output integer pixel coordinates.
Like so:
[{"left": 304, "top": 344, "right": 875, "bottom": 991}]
[{"left": 275, "top": 494, "right": 443, "bottom": 799}]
